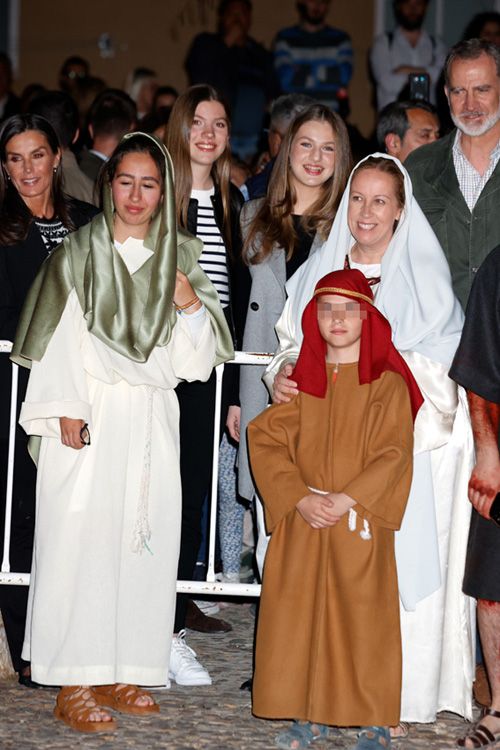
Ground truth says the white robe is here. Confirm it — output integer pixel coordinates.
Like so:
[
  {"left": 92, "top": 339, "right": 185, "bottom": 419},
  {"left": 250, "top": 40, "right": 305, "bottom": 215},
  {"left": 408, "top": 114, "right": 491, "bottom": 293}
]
[{"left": 19, "top": 245, "right": 217, "bottom": 686}]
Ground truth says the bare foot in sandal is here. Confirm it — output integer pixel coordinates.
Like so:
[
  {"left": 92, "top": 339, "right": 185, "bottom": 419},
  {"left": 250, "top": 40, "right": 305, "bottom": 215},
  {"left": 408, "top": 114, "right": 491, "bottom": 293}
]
[
  {"left": 93, "top": 683, "right": 160, "bottom": 715},
  {"left": 457, "top": 707, "right": 500, "bottom": 748},
  {"left": 54, "top": 686, "right": 117, "bottom": 733},
  {"left": 390, "top": 722, "right": 409, "bottom": 739}
]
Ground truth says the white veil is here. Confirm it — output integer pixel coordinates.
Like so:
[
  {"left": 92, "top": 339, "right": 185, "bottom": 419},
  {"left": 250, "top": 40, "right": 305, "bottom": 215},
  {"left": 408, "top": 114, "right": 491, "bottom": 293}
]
[
  {"left": 266, "top": 153, "right": 471, "bottom": 611},
  {"left": 284, "top": 152, "right": 464, "bottom": 366}
]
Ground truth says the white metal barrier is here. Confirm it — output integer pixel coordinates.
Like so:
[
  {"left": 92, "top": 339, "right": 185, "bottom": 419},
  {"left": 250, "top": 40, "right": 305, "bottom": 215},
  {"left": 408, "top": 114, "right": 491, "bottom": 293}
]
[{"left": 0, "top": 342, "right": 271, "bottom": 597}]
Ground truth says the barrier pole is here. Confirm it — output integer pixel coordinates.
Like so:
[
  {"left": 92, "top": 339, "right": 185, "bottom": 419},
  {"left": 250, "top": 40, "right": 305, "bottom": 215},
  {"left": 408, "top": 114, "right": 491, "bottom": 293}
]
[
  {"left": 206, "top": 363, "right": 225, "bottom": 584},
  {"left": 1, "top": 341, "right": 17, "bottom": 575}
]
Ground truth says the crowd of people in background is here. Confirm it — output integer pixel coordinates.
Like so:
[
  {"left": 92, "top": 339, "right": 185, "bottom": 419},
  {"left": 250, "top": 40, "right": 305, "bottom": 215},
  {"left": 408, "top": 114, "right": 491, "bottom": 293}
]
[{"left": 1, "top": 1, "right": 500, "bottom": 748}]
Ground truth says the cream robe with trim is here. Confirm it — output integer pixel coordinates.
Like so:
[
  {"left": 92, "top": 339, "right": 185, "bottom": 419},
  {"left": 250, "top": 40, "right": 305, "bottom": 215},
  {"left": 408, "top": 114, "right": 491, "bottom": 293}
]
[{"left": 20, "top": 241, "right": 216, "bottom": 686}]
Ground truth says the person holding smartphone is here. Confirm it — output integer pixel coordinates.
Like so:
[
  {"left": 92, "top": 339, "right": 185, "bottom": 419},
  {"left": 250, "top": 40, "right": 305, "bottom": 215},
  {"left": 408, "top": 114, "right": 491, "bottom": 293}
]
[{"left": 370, "top": 0, "right": 447, "bottom": 110}]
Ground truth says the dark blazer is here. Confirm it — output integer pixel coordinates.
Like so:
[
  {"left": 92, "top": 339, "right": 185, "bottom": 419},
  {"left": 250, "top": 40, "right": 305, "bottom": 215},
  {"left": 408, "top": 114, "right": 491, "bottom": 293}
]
[
  {"left": 186, "top": 182, "right": 250, "bottom": 350},
  {"left": 79, "top": 148, "right": 106, "bottom": 184},
  {"left": 0, "top": 199, "right": 98, "bottom": 342},
  {"left": 0, "top": 198, "right": 99, "bottom": 439},
  {"left": 181, "top": 182, "right": 250, "bottom": 413},
  {"left": 405, "top": 130, "right": 500, "bottom": 309},
  {"left": 185, "top": 33, "right": 276, "bottom": 114}
]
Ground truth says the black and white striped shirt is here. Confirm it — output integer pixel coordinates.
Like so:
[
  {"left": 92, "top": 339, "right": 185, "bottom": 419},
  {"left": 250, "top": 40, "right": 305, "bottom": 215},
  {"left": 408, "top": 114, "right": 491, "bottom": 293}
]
[{"left": 191, "top": 188, "right": 229, "bottom": 308}]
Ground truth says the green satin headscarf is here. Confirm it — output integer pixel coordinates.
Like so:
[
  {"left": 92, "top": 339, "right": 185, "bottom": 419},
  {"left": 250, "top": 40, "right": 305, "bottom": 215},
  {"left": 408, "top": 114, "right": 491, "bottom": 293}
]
[{"left": 12, "top": 132, "right": 234, "bottom": 367}]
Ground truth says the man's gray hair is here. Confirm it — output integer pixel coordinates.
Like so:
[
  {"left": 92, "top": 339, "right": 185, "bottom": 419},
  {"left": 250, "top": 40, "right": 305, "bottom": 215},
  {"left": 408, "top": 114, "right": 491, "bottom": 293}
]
[
  {"left": 444, "top": 38, "right": 500, "bottom": 87},
  {"left": 270, "top": 93, "right": 316, "bottom": 132}
]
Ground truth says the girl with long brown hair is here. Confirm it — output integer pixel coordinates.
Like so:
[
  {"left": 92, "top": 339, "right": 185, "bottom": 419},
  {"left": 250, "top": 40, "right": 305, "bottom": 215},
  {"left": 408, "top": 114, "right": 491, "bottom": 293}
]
[
  {"left": 164, "top": 85, "right": 248, "bottom": 686},
  {"left": 233, "top": 103, "right": 351, "bottom": 574}
]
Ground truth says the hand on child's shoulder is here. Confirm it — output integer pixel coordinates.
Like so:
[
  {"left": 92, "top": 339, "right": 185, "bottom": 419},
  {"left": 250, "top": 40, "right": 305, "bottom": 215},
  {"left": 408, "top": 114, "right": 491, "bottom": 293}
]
[{"left": 272, "top": 363, "right": 299, "bottom": 404}]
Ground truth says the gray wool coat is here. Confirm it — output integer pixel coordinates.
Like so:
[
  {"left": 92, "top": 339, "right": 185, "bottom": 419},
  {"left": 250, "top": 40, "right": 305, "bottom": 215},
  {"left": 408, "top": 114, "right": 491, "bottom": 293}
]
[{"left": 238, "top": 198, "right": 323, "bottom": 501}]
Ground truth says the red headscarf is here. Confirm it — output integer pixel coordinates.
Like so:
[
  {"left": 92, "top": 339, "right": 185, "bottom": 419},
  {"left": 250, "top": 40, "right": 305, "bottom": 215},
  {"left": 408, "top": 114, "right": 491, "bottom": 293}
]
[{"left": 291, "top": 269, "right": 423, "bottom": 421}]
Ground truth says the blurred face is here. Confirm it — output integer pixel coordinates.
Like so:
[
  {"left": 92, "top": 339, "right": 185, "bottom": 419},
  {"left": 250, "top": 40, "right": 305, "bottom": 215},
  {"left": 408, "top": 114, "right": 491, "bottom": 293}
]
[
  {"left": 268, "top": 124, "right": 287, "bottom": 159},
  {"left": 222, "top": 1, "right": 252, "bottom": 35},
  {"left": 298, "top": 0, "right": 330, "bottom": 26},
  {"left": 155, "top": 92, "right": 177, "bottom": 109},
  {"left": 3, "top": 130, "right": 60, "bottom": 211},
  {"left": 66, "top": 62, "right": 87, "bottom": 80},
  {"left": 289, "top": 120, "right": 336, "bottom": 192},
  {"left": 394, "top": 0, "right": 428, "bottom": 31},
  {"left": 111, "top": 152, "right": 162, "bottom": 239},
  {"left": 348, "top": 168, "right": 403, "bottom": 258},
  {"left": 317, "top": 293, "right": 365, "bottom": 362},
  {"left": 480, "top": 21, "right": 500, "bottom": 46},
  {"left": 479, "top": 21, "right": 500, "bottom": 44},
  {"left": 387, "top": 108, "right": 440, "bottom": 161},
  {"left": 189, "top": 100, "right": 229, "bottom": 169},
  {"left": 138, "top": 79, "right": 158, "bottom": 116},
  {"left": 446, "top": 53, "right": 500, "bottom": 138}
]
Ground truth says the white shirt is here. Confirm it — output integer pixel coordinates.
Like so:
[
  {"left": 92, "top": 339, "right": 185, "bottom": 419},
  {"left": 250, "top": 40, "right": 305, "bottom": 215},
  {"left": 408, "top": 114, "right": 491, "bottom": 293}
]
[
  {"left": 370, "top": 27, "right": 447, "bottom": 110},
  {"left": 452, "top": 130, "right": 500, "bottom": 212},
  {"left": 114, "top": 237, "right": 207, "bottom": 345},
  {"left": 349, "top": 253, "right": 381, "bottom": 294}
]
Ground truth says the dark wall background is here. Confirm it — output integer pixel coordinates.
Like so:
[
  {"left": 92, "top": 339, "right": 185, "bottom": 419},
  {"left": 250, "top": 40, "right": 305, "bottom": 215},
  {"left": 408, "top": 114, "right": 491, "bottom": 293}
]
[
  {"left": 13, "top": 0, "right": 376, "bottom": 135},
  {"left": 6, "top": 0, "right": 498, "bottom": 136}
]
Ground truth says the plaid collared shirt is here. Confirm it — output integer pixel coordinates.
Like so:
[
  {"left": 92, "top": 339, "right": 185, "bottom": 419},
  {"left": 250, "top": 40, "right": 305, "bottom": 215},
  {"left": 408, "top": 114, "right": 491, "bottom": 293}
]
[{"left": 452, "top": 130, "right": 500, "bottom": 212}]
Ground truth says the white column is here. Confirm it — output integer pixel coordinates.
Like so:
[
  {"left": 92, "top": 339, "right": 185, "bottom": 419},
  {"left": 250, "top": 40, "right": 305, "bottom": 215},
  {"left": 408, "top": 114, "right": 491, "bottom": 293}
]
[
  {"left": 8, "top": 0, "right": 21, "bottom": 74},
  {"left": 434, "top": 0, "right": 444, "bottom": 38},
  {"left": 374, "top": 0, "right": 386, "bottom": 37}
]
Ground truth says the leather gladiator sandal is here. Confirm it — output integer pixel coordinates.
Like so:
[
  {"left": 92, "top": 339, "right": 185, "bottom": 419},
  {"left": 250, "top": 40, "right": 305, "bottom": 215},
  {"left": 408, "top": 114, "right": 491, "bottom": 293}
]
[
  {"left": 457, "top": 708, "right": 500, "bottom": 748},
  {"left": 54, "top": 686, "right": 117, "bottom": 733},
  {"left": 93, "top": 683, "right": 160, "bottom": 715}
]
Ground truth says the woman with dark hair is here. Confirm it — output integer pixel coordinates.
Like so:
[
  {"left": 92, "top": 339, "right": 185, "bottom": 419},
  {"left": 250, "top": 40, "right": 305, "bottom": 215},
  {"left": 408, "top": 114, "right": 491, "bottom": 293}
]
[
  {"left": 463, "top": 12, "right": 500, "bottom": 44},
  {"left": 11, "top": 131, "right": 232, "bottom": 731},
  {"left": 0, "top": 113, "right": 97, "bottom": 687},
  {"left": 164, "top": 84, "right": 248, "bottom": 682},
  {"left": 236, "top": 103, "right": 351, "bottom": 573}
]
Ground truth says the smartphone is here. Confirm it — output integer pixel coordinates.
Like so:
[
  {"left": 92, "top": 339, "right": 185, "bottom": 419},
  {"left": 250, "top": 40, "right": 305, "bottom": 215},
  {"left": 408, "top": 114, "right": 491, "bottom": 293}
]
[{"left": 409, "top": 72, "right": 430, "bottom": 102}]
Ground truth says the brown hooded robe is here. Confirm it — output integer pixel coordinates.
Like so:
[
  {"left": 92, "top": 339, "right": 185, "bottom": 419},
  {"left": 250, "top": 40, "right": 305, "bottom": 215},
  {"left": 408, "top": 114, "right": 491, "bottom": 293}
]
[{"left": 248, "top": 363, "right": 414, "bottom": 727}]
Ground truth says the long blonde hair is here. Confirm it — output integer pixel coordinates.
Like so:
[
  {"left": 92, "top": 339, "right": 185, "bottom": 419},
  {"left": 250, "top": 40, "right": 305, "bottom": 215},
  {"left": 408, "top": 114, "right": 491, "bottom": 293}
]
[
  {"left": 244, "top": 104, "right": 351, "bottom": 265},
  {"left": 164, "top": 84, "right": 233, "bottom": 252}
]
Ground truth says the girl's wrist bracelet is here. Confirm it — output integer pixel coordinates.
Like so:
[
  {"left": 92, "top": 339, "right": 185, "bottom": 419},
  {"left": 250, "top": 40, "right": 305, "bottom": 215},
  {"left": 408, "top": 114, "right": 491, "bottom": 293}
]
[{"left": 174, "top": 295, "right": 200, "bottom": 311}]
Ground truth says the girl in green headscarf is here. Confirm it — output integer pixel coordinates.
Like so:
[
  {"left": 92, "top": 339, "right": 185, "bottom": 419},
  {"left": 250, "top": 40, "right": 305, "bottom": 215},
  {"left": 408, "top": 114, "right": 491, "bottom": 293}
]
[{"left": 12, "top": 132, "right": 233, "bottom": 732}]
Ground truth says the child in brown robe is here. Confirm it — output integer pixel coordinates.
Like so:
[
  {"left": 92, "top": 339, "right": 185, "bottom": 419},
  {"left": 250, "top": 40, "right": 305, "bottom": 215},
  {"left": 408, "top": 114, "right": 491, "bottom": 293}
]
[{"left": 248, "top": 269, "right": 422, "bottom": 750}]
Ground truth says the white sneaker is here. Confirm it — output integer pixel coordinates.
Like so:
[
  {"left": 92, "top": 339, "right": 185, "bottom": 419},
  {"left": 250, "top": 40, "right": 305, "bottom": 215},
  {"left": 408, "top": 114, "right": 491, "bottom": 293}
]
[{"left": 168, "top": 630, "right": 212, "bottom": 686}]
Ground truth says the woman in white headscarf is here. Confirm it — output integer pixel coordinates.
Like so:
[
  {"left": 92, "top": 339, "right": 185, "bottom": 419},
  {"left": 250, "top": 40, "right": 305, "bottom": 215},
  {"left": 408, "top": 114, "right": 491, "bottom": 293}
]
[{"left": 263, "top": 154, "right": 475, "bottom": 729}]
